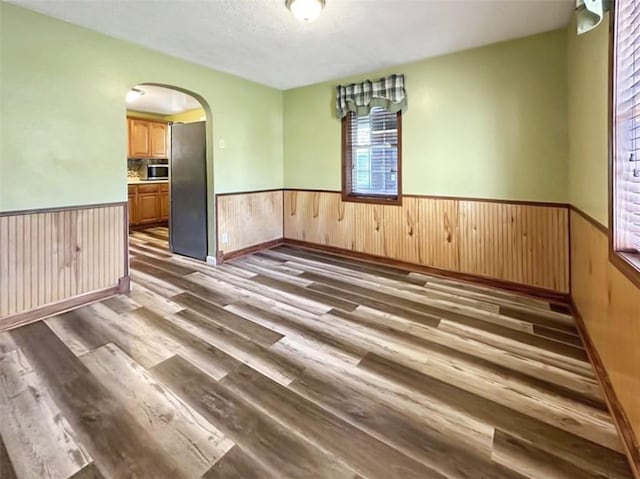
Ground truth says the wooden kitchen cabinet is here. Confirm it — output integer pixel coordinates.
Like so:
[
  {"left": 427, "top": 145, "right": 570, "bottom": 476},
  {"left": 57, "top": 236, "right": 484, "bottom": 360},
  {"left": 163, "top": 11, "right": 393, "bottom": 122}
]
[
  {"left": 160, "top": 183, "right": 170, "bottom": 220},
  {"left": 138, "top": 193, "right": 161, "bottom": 224},
  {"left": 128, "top": 183, "right": 169, "bottom": 226},
  {"left": 150, "top": 122, "right": 168, "bottom": 158},
  {"left": 128, "top": 190, "right": 138, "bottom": 225},
  {"left": 127, "top": 118, "right": 168, "bottom": 158},
  {"left": 128, "top": 119, "right": 151, "bottom": 157}
]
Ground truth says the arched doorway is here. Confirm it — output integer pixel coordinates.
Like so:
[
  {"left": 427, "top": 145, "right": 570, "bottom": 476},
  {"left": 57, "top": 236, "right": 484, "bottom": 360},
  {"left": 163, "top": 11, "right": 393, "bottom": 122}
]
[{"left": 125, "top": 83, "right": 215, "bottom": 261}]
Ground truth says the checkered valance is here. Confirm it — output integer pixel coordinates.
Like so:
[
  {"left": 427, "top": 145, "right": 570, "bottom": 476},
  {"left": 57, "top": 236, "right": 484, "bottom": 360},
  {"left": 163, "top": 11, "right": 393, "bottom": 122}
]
[{"left": 335, "top": 74, "right": 407, "bottom": 119}]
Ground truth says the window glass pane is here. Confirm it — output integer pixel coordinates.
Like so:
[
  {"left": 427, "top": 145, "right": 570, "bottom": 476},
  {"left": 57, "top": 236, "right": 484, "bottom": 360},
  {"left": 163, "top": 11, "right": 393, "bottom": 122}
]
[
  {"left": 355, "top": 149, "right": 370, "bottom": 170},
  {"left": 614, "top": 0, "right": 640, "bottom": 253},
  {"left": 355, "top": 170, "right": 371, "bottom": 189},
  {"left": 348, "top": 107, "right": 399, "bottom": 197}
]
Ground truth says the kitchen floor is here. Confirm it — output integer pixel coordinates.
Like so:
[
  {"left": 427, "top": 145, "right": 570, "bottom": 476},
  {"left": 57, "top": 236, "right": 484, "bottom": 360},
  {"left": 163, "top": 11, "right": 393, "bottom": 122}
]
[{"left": 0, "top": 228, "right": 633, "bottom": 478}]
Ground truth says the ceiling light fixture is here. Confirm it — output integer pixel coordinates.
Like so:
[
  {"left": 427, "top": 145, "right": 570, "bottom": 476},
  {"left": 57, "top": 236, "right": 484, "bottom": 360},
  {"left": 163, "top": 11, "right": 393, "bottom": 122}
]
[
  {"left": 126, "top": 88, "right": 145, "bottom": 102},
  {"left": 286, "top": 0, "right": 325, "bottom": 23}
]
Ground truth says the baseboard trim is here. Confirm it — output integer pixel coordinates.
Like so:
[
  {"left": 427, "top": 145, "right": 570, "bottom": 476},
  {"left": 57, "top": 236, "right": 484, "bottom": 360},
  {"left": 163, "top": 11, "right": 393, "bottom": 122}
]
[
  {"left": 220, "top": 236, "right": 567, "bottom": 301},
  {"left": 219, "top": 239, "right": 284, "bottom": 263},
  {"left": 0, "top": 281, "right": 126, "bottom": 333},
  {"left": 570, "top": 300, "right": 640, "bottom": 479},
  {"left": 282, "top": 239, "right": 568, "bottom": 303},
  {"left": 118, "top": 275, "right": 131, "bottom": 294}
]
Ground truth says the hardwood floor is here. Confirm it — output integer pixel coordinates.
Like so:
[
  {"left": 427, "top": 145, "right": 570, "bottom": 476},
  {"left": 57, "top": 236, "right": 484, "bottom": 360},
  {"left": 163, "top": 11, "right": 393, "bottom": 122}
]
[{"left": 0, "top": 227, "right": 634, "bottom": 478}]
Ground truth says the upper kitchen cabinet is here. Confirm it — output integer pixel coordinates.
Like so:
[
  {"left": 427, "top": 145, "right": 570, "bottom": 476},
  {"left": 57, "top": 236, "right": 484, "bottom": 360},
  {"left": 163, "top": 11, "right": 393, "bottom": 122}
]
[
  {"left": 127, "top": 118, "right": 168, "bottom": 158},
  {"left": 150, "top": 122, "right": 168, "bottom": 158},
  {"left": 128, "top": 119, "right": 150, "bottom": 157}
]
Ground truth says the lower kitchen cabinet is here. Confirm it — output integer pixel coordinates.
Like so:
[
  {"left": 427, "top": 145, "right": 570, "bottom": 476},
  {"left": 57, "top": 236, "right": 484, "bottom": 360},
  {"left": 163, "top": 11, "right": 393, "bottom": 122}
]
[
  {"left": 138, "top": 193, "right": 161, "bottom": 224},
  {"left": 160, "top": 187, "right": 170, "bottom": 221},
  {"left": 128, "top": 192, "right": 138, "bottom": 225},
  {"left": 128, "top": 183, "right": 169, "bottom": 226}
]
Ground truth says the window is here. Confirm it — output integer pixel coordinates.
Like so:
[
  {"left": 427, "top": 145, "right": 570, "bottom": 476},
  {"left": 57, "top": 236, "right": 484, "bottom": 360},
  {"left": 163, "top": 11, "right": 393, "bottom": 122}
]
[
  {"left": 612, "top": 0, "right": 640, "bottom": 278},
  {"left": 342, "top": 107, "right": 402, "bottom": 204}
]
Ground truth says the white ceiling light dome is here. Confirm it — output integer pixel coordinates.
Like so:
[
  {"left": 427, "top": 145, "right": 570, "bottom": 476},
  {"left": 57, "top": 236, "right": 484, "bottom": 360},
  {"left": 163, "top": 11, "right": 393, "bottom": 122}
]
[
  {"left": 126, "top": 88, "right": 144, "bottom": 103},
  {"left": 286, "top": 0, "right": 325, "bottom": 23}
]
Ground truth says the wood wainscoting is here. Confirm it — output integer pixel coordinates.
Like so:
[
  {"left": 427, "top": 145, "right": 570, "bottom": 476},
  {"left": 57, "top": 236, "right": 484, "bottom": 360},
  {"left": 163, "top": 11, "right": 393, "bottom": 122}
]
[
  {"left": 570, "top": 208, "right": 640, "bottom": 476},
  {"left": 0, "top": 202, "right": 129, "bottom": 332},
  {"left": 216, "top": 190, "right": 283, "bottom": 259},
  {"left": 283, "top": 190, "right": 570, "bottom": 295}
]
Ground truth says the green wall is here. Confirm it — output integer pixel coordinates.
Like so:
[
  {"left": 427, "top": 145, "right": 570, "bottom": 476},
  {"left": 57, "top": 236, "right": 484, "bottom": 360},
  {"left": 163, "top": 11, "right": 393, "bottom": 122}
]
[
  {"left": 0, "top": 3, "right": 283, "bottom": 215},
  {"left": 284, "top": 30, "right": 569, "bottom": 202},
  {"left": 567, "top": 14, "right": 610, "bottom": 225},
  {"left": 1, "top": 2, "right": 577, "bottom": 231}
]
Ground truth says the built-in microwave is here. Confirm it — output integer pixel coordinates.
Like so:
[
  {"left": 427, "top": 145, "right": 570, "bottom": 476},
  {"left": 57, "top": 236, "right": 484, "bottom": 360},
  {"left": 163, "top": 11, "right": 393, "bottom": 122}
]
[{"left": 147, "top": 164, "right": 169, "bottom": 180}]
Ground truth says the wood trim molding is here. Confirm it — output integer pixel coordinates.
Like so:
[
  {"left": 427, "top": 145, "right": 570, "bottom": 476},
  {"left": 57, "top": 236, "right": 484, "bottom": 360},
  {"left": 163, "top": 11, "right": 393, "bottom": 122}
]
[
  {"left": 0, "top": 201, "right": 129, "bottom": 217},
  {"left": 123, "top": 201, "right": 131, "bottom": 284},
  {"left": 118, "top": 276, "right": 131, "bottom": 294},
  {"left": 341, "top": 194, "right": 403, "bottom": 206},
  {"left": 284, "top": 188, "right": 343, "bottom": 194},
  {"left": 608, "top": 0, "right": 616, "bottom": 242},
  {"left": 609, "top": 251, "right": 640, "bottom": 290},
  {"left": 341, "top": 113, "right": 350, "bottom": 203},
  {"left": 215, "top": 188, "right": 284, "bottom": 197},
  {"left": 570, "top": 205, "right": 608, "bottom": 235},
  {"left": 0, "top": 282, "right": 124, "bottom": 333},
  {"left": 216, "top": 189, "right": 570, "bottom": 209},
  {"left": 282, "top": 188, "right": 570, "bottom": 208},
  {"left": 570, "top": 299, "right": 640, "bottom": 479},
  {"left": 219, "top": 239, "right": 284, "bottom": 263},
  {"left": 282, "top": 238, "right": 569, "bottom": 303},
  {"left": 214, "top": 192, "right": 220, "bottom": 256}
]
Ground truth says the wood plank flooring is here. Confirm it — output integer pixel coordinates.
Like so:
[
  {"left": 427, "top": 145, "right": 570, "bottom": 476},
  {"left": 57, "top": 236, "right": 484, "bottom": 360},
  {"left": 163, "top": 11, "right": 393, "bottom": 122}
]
[{"left": 0, "top": 226, "right": 634, "bottom": 478}]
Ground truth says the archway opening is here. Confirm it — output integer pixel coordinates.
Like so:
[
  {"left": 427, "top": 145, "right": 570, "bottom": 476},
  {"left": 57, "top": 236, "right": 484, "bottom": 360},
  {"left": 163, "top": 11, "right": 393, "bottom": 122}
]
[{"left": 124, "top": 83, "right": 215, "bottom": 262}]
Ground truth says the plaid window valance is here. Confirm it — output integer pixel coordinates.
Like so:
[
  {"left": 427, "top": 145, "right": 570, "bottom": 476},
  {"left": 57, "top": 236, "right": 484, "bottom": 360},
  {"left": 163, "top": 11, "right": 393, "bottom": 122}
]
[{"left": 335, "top": 74, "right": 407, "bottom": 119}]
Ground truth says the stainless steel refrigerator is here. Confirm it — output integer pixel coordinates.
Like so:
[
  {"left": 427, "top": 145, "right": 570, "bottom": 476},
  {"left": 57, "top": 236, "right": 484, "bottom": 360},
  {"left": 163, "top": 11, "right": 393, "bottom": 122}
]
[{"left": 169, "top": 121, "right": 208, "bottom": 261}]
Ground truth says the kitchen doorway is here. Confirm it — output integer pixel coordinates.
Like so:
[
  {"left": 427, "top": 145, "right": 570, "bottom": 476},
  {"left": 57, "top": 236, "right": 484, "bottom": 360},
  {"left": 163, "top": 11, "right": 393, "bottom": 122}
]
[{"left": 125, "top": 84, "right": 210, "bottom": 261}]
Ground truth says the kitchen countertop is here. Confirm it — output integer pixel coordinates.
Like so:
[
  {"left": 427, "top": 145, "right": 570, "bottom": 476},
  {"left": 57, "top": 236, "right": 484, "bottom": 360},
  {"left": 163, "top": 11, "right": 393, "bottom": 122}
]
[{"left": 127, "top": 179, "right": 169, "bottom": 185}]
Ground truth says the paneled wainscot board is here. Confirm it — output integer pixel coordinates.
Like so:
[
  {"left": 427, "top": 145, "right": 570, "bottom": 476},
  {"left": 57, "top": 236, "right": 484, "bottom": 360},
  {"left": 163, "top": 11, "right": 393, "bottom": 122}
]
[
  {"left": 570, "top": 209, "right": 640, "bottom": 477},
  {"left": 216, "top": 190, "right": 283, "bottom": 258},
  {"left": 0, "top": 203, "right": 129, "bottom": 331},
  {"left": 284, "top": 190, "right": 569, "bottom": 294}
]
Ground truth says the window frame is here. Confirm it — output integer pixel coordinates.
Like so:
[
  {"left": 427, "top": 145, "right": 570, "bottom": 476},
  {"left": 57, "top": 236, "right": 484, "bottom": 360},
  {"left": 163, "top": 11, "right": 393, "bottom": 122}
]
[
  {"left": 609, "top": 0, "right": 640, "bottom": 288},
  {"left": 341, "top": 109, "right": 403, "bottom": 206}
]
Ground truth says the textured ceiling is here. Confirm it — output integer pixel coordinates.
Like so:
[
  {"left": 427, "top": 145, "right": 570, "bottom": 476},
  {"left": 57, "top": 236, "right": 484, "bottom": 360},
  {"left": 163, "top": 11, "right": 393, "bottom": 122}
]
[
  {"left": 11, "top": 0, "right": 574, "bottom": 90},
  {"left": 126, "top": 85, "right": 202, "bottom": 115}
]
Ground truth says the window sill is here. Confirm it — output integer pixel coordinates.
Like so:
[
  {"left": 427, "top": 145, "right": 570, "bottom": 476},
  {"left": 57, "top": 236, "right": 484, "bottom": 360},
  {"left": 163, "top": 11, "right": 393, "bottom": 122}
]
[
  {"left": 342, "top": 193, "right": 402, "bottom": 206},
  {"left": 610, "top": 250, "right": 640, "bottom": 289}
]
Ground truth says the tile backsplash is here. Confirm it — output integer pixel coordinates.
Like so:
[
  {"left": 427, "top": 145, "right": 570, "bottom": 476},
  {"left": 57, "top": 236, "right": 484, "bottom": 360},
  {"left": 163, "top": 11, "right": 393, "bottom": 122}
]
[{"left": 127, "top": 158, "right": 168, "bottom": 181}]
